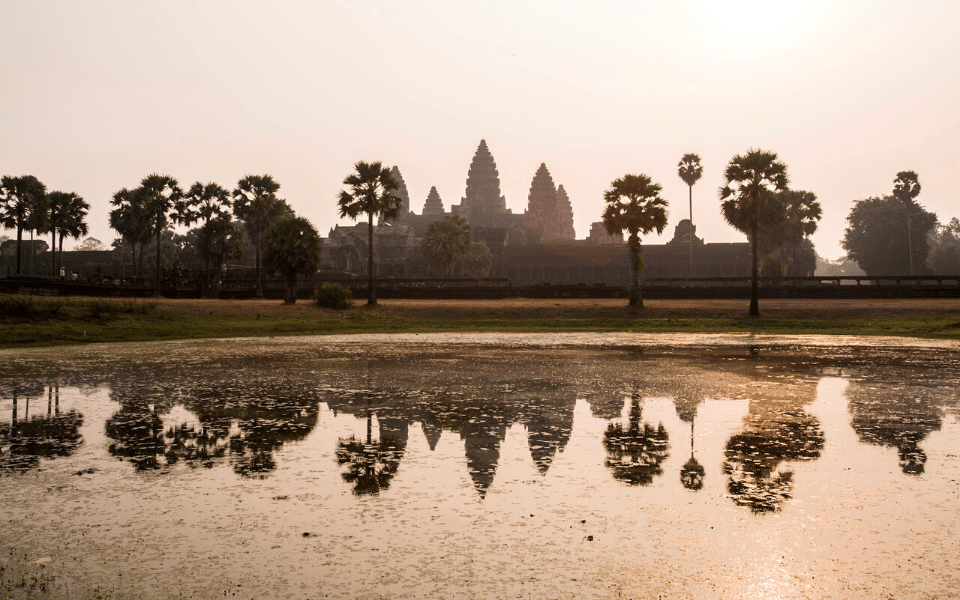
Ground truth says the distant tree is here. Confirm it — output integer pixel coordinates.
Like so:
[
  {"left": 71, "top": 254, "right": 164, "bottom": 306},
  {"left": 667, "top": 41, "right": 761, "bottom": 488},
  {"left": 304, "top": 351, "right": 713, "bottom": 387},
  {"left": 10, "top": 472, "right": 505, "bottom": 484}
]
[
  {"left": 233, "top": 175, "right": 291, "bottom": 298},
  {"left": 759, "top": 190, "right": 821, "bottom": 276},
  {"left": 421, "top": 215, "right": 472, "bottom": 276},
  {"left": 602, "top": 173, "right": 669, "bottom": 307},
  {"left": 678, "top": 153, "right": 703, "bottom": 276},
  {"left": 814, "top": 254, "right": 865, "bottom": 277},
  {"left": 842, "top": 196, "right": 937, "bottom": 276},
  {"left": 109, "top": 187, "right": 153, "bottom": 278},
  {"left": 463, "top": 241, "right": 493, "bottom": 277},
  {"left": 927, "top": 217, "right": 960, "bottom": 275},
  {"left": 262, "top": 215, "right": 322, "bottom": 305},
  {"left": 892, "top": 171, "right": 923, "bottom": 275},
  {"left": 719, "top": 149, "right": 789, "bottom": 316},
  {"left": 75, "top": 237, "right": 106, "bottom": 251},
  {"left": 0, "top": 175, "right": 48, "bottom": 275},
  {"left": 47, "top": 191, "right": 89, "bottom": 275},
  {"left": 197, "top": 216, "right": 244, "bottom": 297},
  {"left": 338, "top": 161, "right": 401, "bottom": 305},
  {"left": 138, "top": 174, "right": 185, "bottom": 295}
]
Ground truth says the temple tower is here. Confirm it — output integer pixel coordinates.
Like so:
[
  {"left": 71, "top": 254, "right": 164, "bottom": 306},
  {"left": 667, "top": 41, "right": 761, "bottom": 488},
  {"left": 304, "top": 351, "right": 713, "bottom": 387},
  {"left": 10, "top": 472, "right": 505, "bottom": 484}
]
[
  {"left": 555, "top": 184, "right": 576, "bottom": 241},
  {"left": 379, "top": 166, "right": 411, "bottom": 226},
  {"left": 422, "top": 186, "right": 445, "bottom": 216},
  {"left": 457, "top": 140, "right": 508, "bottom": 222},
  {"left": 524, "top": 163, "right": 561, "bottom": 241}
]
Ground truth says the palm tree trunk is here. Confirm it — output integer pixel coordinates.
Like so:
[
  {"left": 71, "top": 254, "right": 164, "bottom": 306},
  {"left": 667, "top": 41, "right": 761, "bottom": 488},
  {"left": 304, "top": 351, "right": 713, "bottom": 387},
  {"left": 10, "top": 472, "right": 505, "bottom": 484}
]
[
  {"left": 51, "top": 229, "right": 57, "bottom": 276},
  {"left": 285, "top": 274, "right": 297, "bottom": 305},
  {"left": 367, "top": 211, "right": 377, "bottom": 306},
  {"left": 629, "top": 242, "right": 642, "bottom": 308},
  {"left": 750, "top": 228, "right": 760, "bottom": 316},
  {"left": 907, "top": 209, "right": 914, "bottom": 276},
  {"left": 15, "top": 226, "right": 22, "bottom": 275},
  {"left": 154, "top": 225, "right": 162, "bottom": 297},
  {"left": 58, "top": 234, "right": 64, "bottom": 276},
  {"left": 255, "top": 233, "right": 263, "bottom": 298},
  {"left": 29, "top": 230, "right": 35, "bottom": 275},
  {"left": 688, "top": 183, "right": 693, "bottom": 278}
]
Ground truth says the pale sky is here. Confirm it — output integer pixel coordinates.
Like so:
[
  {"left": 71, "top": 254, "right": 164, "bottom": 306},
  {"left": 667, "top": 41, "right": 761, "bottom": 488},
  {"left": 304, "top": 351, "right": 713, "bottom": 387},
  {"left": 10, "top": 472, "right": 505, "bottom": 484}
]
[{"left": 2, "top": 0, "right": 958, "bottom": 259}]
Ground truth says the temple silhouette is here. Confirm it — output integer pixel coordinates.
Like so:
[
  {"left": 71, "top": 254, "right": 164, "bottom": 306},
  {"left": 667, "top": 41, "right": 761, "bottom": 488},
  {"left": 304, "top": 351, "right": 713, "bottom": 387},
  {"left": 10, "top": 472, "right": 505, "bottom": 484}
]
[{"left": 323, "top": 139, "right": 754, "bottom": 283}]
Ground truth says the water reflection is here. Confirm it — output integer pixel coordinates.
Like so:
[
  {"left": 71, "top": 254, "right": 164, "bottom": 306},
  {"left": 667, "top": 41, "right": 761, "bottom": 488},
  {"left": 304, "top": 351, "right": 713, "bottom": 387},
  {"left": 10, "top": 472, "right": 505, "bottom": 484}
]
[
  {"left": 722, "top": 378, "right": 824, "bottom": 512},
  {"left": 847, "top": 381, "right": 944, "bottom": 475},
  {"left": 603, "top": 392, "right": 670, "bottom": 486},
  {"left": 336, "top": 411, "right": 405, "bottom": 496},
  {"left": 0, "top": 384, "right": 83, "bottom": 473}
]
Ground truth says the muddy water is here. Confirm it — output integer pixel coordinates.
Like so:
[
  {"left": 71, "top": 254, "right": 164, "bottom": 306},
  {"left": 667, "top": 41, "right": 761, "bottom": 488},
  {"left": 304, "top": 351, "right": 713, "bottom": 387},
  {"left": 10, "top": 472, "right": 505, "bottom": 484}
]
[{"left": 1, "top": 333, "right": 958, "bottom": 599}]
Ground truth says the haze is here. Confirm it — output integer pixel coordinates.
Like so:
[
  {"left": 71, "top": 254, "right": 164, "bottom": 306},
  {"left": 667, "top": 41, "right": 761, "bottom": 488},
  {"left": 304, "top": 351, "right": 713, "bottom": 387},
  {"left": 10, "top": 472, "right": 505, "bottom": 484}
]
[{"left": 2, "top": 0, "right": 957, "bottom": 260}]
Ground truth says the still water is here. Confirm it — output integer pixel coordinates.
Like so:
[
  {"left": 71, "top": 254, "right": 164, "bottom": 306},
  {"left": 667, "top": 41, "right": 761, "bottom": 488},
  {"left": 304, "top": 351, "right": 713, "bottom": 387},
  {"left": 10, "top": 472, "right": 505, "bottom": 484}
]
[{"left": 1, "top": 334, "right": 958, "bottom": 599}]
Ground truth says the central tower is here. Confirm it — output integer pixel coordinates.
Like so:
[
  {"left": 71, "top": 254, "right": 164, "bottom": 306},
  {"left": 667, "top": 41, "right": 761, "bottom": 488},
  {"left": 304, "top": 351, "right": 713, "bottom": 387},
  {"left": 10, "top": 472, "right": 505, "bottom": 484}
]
[{"left": 455, "top": 140, "right": 509, "bottom": 225}]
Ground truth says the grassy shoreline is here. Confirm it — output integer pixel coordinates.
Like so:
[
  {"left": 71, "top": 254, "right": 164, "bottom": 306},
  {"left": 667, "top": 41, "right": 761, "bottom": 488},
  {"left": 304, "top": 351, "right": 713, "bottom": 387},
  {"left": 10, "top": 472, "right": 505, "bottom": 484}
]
[{"left": 2, "top": 295, "right": 960, "bottom": 348}]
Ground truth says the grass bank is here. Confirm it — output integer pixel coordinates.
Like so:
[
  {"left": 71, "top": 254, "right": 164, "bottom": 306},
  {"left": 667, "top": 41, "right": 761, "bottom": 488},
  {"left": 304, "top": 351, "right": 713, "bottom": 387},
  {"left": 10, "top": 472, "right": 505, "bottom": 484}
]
[{"left": 2, "top": 295, "right": 960, "bottom": 348}]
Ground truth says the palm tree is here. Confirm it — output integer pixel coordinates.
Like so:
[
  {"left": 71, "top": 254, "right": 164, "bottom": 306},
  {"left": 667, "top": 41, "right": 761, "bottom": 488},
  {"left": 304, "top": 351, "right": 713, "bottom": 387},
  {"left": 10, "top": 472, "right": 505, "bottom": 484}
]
[
  {"left": 422, "top": 215, "right": 472, "bottom": 276},
  {"left": 197, "top": 215, "right": 244, "bottom": 298},
  {"left": 181, "top": 182, "right": 232, "bottom": 295},
  {"left": 719, "top": 149, "right": 789, "bottom": 316},
  {"left": 47, "top": 191, "right": 89, "bottom": 276},
  {"left": 337, "top": 161, "right": 401, "bottom": 306},
  {"left": 892, "top": 171, "right": 921, "bottom": 276},
  {"left": 138, "top": 174, "right": 184, "bottom": 296},
  {"left": 109, "top": 187, "right": 153, "bottom": 278},
  {"left": 601, "top": 173, "right": 669, "bottom": 307},
  {"left": 777, "top": 190, "right": 821, "bottom": 276},
  {"left": 233, "top": 175, "right": 291, "bottom": 298},
  {"left": 24, "top": 193, "right": 50, "bottom": 276},
  {"left": 677, "top": 153, "right": 703, "bottom": 277},
  {"left": 262, "top": 214, "right": 322, "bottom": 305},
  {"left": 0, "top": 175, "right": 47, "bottom": 275}
]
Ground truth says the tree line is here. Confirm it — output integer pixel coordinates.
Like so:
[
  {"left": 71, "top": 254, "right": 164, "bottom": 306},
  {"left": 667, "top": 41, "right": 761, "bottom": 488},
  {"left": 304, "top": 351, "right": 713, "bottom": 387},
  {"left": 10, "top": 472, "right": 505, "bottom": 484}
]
[{"left": 3, "top": 150, "right": 957, "bottom": 312}]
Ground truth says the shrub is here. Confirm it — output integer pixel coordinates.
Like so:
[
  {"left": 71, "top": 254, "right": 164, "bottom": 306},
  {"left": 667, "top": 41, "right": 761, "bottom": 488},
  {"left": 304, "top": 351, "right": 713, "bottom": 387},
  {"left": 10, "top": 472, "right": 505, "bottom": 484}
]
[
  {"left": 0, "top": 295, "right": 36, "bottom": 318},
  {"left": 89, "top": 299, "right": 121, "bottom": 320},
  {"left": 313, "top": 283, "right": 353, "bottom": 310}
]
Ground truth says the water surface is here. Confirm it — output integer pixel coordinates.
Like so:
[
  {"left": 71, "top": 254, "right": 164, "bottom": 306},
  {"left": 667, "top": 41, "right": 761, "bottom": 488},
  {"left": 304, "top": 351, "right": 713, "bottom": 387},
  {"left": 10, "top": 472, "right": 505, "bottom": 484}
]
[{"left": 1, "top": 334, "right": 958, "bottom": 599}]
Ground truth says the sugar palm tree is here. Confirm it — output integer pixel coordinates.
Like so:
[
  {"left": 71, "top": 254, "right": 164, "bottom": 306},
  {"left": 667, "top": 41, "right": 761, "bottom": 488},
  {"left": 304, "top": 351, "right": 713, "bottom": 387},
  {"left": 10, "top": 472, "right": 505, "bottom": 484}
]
[
  {"left": 601, "top": 173, "right": 669, "bottom": 307},
  {"left": 892, "top": 171, "right": 921, "bottom": 276},
  {"left": 109, "top": 187, "right": 152, "bottom": 278},
  {"left": 0, "top": 175, "right": 48, "bottom": 275},
  {"left": 338, "top": 161, "right": 401, "bottom": 305},
  {"left": 778, "top": 190, "right": 821, "bottom": 276},
  {"left": 139, "top": 174, "right": 184, "bottom": 295},
  {"left": 678, "top": 153, "right": 703, "bottom": 277},
  {"left": 181, "top": 182, "right": 232, "bottom": 295},
  {"left": 233, "top": 175, "right": 291, "bottom": 298},
  {"left": 719, "top": 149, "right": 789, "bottom": 316},
  {"left": 47, "top": 191, "right": 89, "bottom": 276},
  {"left": 262, "top": 214, "right": 322, "bottom": 305}
]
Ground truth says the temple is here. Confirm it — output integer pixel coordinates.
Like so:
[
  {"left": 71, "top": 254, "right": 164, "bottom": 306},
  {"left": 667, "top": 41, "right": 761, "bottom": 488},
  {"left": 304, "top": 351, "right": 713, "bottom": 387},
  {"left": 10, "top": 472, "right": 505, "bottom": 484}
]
[{"left": 322, "top": 139, "right": 754, "bottom": 283}]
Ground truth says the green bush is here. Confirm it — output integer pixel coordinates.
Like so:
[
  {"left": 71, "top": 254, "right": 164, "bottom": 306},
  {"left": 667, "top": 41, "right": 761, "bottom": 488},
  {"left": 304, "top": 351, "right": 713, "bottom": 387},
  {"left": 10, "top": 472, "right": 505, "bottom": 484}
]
[
  {"left": 0, "top": 295, "right": 36, "bottom": 318},
  {"left": 313, "top": 283, "right": 353, "bottom": 310},
  {"left": 89, "top": 299, "right": 121, "bottom": 320}
]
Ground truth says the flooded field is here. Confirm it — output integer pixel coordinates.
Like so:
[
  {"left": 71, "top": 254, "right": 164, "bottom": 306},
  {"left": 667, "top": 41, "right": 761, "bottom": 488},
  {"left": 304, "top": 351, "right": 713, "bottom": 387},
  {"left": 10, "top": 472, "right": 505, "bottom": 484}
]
[{"left": 1, "top": 333, "right": 958, "bottom": 599}]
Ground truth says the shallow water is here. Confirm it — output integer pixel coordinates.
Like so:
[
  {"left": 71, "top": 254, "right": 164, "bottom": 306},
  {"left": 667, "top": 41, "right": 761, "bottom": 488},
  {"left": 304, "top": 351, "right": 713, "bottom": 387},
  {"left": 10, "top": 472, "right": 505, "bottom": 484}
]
[{"left": 1, "top": 334, "right": 958, "bottom": 599}]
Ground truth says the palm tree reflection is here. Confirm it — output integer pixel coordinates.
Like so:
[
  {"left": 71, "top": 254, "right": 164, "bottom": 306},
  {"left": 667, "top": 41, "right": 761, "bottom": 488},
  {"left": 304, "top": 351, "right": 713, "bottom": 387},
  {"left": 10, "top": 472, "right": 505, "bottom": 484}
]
[
  {"left": 336, "top": 411, "right": 404, "bottom": 496},
  {"left": 603, "top": 392, "right": 669, "bottom": 486},
  {"left": 1, "top": 384, "right": 84, "bottom": 473}
]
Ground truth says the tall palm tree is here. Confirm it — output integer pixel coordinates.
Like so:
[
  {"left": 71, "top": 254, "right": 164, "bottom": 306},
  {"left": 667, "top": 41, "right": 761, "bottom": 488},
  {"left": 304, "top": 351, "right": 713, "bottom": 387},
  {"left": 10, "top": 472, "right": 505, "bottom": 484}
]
[
  {"left": 338, "top": 161, "right": 401, "bottom": 306},
  {"left": 262, "top": 214, "right": 322, "bottom": 305},
  {"left": 677, "top": 153, "right": 703, "bottom": 277},
  {"left": 47, "top": 191, "right": 90, "bottom": 276},
  {"left": 24, "top": 193, "right": 50, "bottom": 276},
  {"left": 719, "top": 149, "right": 789, "bottom": 316},
  {"left": 233, "top": 175, "right": 290, "bottom": 298},
  {"left": 601, "top": 173, "right": 669, "bottom": 307},
  {"left": 777, "top": 190, "right": 821, "bottom": 276},
  {"left": 181, "top": 182, "right": 232, "bottom": 295},
  {"left": 109, "top": 187, "right": 152, "bottom": 278},
  {"left": 139, "top": 174, "right": 184, "bottom": 296},
  {"left": 0, "top": 175, "right": 47, "bottom": 275},
  {"left": 892, "top": 171, "right": 921, "bottom": 276}
]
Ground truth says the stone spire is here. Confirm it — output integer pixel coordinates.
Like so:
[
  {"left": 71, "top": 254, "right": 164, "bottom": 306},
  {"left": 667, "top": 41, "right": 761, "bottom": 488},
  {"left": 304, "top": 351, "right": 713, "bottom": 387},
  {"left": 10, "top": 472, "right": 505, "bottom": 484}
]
[
  {"left": 379, "top": 165, "right": 411, "bottom": 225},
  {"left": 460, "top": 140, "right": 507, "bottom": 218},
  {"left": 555, "top": 184, "right": 576, "bottom": 240},
  {"left": 422, "top": 186, "right": 445, "bottom": 216},
  {"left": 524, "top": 163, "right": 561, "bottom": 241}
]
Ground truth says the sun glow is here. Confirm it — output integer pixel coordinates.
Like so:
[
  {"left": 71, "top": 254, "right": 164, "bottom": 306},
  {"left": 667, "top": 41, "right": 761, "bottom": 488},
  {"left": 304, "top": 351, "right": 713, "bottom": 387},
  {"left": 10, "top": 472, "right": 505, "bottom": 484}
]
[{"left": 697, "top": 0, "right": 818, "bottom": 55}]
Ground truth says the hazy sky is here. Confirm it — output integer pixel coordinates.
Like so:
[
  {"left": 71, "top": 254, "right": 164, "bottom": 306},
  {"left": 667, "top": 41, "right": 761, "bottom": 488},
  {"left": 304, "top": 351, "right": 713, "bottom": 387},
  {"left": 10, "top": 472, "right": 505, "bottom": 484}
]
[{"left": 2, "top": 0, "right": 958, "bottom": 259}]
